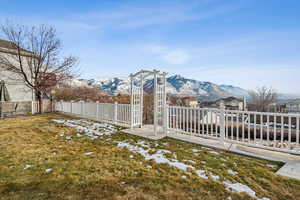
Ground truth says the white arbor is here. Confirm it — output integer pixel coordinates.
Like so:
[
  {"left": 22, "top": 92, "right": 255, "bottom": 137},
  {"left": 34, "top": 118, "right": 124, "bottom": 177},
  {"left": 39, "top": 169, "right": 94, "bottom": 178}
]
[{"left": 130, "top": 70, "right": 167, "bottom": 135}]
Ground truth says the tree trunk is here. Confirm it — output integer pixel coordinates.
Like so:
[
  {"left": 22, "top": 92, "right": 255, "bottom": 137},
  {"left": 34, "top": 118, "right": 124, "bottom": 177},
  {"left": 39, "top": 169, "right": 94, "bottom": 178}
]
[{"left": 35, "top": 90, "right": 43, "bottom": 114}]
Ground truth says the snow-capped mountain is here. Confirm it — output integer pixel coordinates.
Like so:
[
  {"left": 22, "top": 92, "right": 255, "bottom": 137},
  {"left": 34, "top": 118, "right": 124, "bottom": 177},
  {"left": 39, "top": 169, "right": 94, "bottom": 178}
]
[{"left": 77, "top": 74, "right": 249, "bottom": 101}]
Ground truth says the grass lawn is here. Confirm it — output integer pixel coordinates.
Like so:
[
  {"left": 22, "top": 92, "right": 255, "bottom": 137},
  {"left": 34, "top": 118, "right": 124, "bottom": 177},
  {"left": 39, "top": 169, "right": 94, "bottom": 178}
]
[{"left": 0, "top": 114, "right": 299, "bottom": 200}]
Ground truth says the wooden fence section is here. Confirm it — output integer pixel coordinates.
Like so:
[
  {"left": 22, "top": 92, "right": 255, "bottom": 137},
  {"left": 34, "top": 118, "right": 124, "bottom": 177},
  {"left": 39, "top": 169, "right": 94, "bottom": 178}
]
[
  {"left": 0, "top": 101, "right": 32, "bottom": 117},
  {"left": 0, "top": 100, "right": 53, "bottom": 118}
]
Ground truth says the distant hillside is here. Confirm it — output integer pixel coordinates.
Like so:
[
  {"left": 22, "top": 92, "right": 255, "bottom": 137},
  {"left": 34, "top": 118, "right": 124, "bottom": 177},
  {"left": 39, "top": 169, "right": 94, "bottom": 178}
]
[{"left": 75, "top": 74, "right": 250, "bottom": 101}]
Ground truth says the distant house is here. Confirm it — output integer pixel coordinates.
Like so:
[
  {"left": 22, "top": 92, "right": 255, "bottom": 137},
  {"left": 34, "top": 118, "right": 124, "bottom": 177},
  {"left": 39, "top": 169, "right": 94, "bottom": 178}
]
[
  {"left": 284, "top": 99, "right": 300, "bottom": 113},
  {"left": 182, "top": 97, "right": 199, "bottom": 108},
  {"left": 0, "top": 40, "right": 34, "bottom": 102},
  {"left": 211, "top": 97, "right": 247, "bottom": 111}
]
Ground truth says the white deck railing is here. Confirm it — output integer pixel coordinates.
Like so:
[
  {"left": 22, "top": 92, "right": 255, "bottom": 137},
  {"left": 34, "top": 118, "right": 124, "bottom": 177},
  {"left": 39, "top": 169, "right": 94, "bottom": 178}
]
[
  {"left": 55, "top": 101, "right": 300, "bottom": 154},
  {"left": 55, "top": 101, "right": 131, "bottom": 127},
  {"left": 167, "top": 106, "right": 300, "bottom": 154}
]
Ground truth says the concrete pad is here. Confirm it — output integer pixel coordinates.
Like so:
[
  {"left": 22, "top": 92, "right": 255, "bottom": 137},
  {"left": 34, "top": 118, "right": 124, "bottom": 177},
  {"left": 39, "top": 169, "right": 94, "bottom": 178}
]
[
  {"left": 235, "top": 145, "right": 300, "bottom": 163},
  {"left": 276, "top": 161, "right": 300, "bottom": 180},
  {"left": 123, "top": 125, "right": 166, "bottom": 140},
  {"left": 167, "top": 132, "right": 300, "bottom": 162}
]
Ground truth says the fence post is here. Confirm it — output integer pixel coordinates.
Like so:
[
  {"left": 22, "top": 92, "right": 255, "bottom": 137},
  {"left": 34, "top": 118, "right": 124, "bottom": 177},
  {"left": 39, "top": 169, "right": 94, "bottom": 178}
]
[
  {"left": 60, "top": 100, "right": 63, "bottom": 113},
  {"left": 31, "top": 101, "right": 35, "bottom": 115},
  {"left": 0, "top": 102, "right": 3, "bottom": 119},
  {"left": 220, "top": 102, "right": 226, "bottom": 143},
  {"left": 52, "top": 100, "right": 55, "bottom": 112},
  {"left": 130, "top": 74, "right": 134, "bottom": 129},
  {"left": 114, "top": 102, "right": 118, "bottom": 124},
  {"left": 70, "top": 101, "right": 73, "bottom": 114},
  {"left": 96, "top": 101, "right": 99, "bottom": 121},
  {"left": 81, "top": 101, "right": 84, "bottom": 116}
]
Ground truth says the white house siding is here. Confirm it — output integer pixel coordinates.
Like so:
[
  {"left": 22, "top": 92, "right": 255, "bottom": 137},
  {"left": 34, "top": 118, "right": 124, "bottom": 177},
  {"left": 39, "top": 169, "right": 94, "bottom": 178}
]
[{"left": 0, "top": 51, "right": 34, "bottom": 102}]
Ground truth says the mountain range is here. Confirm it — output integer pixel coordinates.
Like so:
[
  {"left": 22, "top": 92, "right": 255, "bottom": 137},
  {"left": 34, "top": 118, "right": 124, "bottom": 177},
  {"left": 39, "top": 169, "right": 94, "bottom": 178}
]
[{"left": 76, "top": 75, "right": 250, "bottom": 101}]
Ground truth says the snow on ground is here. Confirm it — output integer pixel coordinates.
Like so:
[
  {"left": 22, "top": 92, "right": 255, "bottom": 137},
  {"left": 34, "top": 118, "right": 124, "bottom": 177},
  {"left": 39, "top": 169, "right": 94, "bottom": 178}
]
[
  {"left": 209, "top": 151, "right": 220, "bottom": 155},
  {"left": 223, "top": 180, "right": 256, "bottom": 198},
  {"left": 117, "top": 142, "right": 194, "bottom": 171},
  {"left": 52, "top": 119, "right": 118, "bottom": 139},
  {"left": 52, "top": 118, "right": 270, "bottom": 200},
  {"left": 223, "top": 180, "right": 271, "bottom": 200},
  {"left": 23, "top": 164, "right": 32, "bottom": 170},
  {"left": 45, "top": 168, "right": 53, "bottom": 174},
  {"left": 196, "top": 170, "right": 208, "bottom": 179},
  {"left": 266, "top": 164, "right": 277, "bottom": 169},
  {"left": 227, "top": 169, "right": 238, "bottom": 175},
  {"left": 117, "top": 140, "right": 269, "bottom": 200}
]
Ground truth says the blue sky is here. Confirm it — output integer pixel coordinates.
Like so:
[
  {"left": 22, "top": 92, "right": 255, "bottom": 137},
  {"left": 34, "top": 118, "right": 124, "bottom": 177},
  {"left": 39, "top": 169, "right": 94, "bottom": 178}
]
[{"left": 1, "top": 0, "right": 300, "bottom": 94}]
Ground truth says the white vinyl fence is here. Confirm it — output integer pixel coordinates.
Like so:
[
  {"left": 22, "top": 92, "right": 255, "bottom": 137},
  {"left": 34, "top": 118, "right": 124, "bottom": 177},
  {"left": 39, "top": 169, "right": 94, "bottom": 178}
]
[
  {"left": 55, "top": 101, "right": 131, "bottom": 127},
  {"left": 55, "top": 101, "right": 300, "bottom": 154},
  {"left": 168, "top": 106, "right": 300, "bottom": 154}
]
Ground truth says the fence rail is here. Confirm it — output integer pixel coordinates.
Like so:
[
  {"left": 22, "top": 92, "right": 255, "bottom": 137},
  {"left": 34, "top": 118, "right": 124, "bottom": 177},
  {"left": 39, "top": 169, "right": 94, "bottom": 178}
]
[
  {"left": 55, "top": 101, "right": 300, "bottom": 154},
  {"left": 167, "top": 106, "right": 300, "bottom": 154},
  {"left": 55, "top": 101, "right": 131, "bottom": 127}
]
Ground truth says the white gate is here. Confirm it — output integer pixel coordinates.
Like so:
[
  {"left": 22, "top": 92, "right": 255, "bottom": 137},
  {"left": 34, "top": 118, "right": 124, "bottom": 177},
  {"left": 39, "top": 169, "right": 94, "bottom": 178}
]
[{"left": 130, "top": 70, "right": 167, "bottom": 135}]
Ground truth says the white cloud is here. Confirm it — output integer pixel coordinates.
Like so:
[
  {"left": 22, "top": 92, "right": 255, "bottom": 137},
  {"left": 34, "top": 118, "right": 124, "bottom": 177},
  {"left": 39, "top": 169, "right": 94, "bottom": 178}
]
[{"left": 145, "top": 45, "right": 190, "bottom": 65}]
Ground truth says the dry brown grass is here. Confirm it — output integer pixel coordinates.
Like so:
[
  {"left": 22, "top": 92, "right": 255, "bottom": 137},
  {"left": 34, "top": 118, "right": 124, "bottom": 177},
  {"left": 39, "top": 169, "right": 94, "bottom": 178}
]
[{"left": 0, "top": 114, "right": 299, "bottom": 200}]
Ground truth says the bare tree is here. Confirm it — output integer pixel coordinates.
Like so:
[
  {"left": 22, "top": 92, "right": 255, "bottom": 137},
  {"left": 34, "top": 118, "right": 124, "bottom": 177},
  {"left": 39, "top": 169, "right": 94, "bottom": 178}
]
[
  {"left": 0, "top": 21, "right": 78, "bottom": 113},
  {"left": 249, "top": 86, "right": 278, "bottom": 112}
]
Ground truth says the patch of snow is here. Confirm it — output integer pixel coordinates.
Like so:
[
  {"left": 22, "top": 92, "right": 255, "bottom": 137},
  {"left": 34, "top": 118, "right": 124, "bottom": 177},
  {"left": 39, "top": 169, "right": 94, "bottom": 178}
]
[
  {"left": 117, "top": 142, "right": 194, "bottom": 171},
  {"left": 210, "top": 174, "right": 220, "bottom": 181},
  {"left": 137, "top": 141, "right": 149, "bottom": 148},
  {"left": 227, "top": 169, "right": 238, "bottom": 175},
  {"left": 129, "top": 155, "right": 134, "bottom": 158},
  {"left": 23, "top": 164, "right": 32, "bottom": 170},
  {"left": 52, "top": 119, "right": 118, "bottom": 139},
  {"left": 196, "top": 170, "right": 208, "bottom": 179},
  {"left": 184, "top": 160, "right": 196, "bottom": 164},
  {"left": 210, "top": 151, "right": 220, "bottom": 155},
  {"left": 266, "top": 164, "right": 276, "bottom": 169},
  {"left": 181, "top": 175, "right": 187, "bottom": 179},
  {"left": 65, "top": 136, "right": 72, "bottom": 140},
  {"left": 45, "top": 168, "right": 53, "bottom": 173},
  {"left": 146, "top": 165, "right": 152, "bottom": 169},
  {"left": 223, "top": 180, "right": 256, "bottom": 198},
  {"left": 84, "top": 152, "right": 93, "bottom": 156},
  {"left": 59, "top": 133, "right": 64, "bottom": 137},
  {"left": 191, "top": 149, "right": 198, "bottom": 153}
]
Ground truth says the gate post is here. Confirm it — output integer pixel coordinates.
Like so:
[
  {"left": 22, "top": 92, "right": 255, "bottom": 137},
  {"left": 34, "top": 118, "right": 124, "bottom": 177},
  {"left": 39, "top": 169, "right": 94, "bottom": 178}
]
[{"left": 220, "top": 102, "right": 226, "bottom": 143}]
